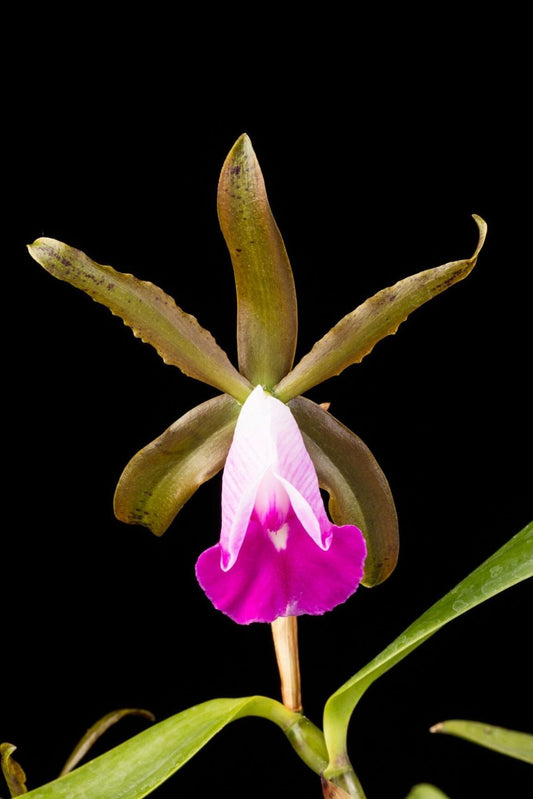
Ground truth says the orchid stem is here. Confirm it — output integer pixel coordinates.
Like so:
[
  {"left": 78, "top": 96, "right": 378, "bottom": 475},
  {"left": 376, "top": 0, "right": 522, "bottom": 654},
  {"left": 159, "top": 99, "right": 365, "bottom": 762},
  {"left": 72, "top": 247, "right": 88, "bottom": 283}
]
[{"left": 271, "top": 616, "right": 302, "bottom": 712}]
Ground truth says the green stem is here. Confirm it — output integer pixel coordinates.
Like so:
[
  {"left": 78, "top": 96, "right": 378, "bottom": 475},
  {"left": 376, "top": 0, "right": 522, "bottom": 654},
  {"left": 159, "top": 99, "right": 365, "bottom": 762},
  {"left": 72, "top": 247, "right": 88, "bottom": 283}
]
[
  {"left": 284, "top": 716, "right": 329, "bottom": 776},
  {"left": 234, "top": 697, "right": 328, "bottom": 776},
  {"left": 235, "top": 697, "right": 367, "bottom": 796},
  {"left": 326, "top": 764, "right": 367, "bottom": 798}
]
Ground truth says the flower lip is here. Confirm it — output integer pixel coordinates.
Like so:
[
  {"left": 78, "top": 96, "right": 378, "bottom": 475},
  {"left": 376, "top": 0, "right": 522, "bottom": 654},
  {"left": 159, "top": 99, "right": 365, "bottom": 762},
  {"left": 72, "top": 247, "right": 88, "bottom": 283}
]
[{"left": 195, "top": 385, "right": 367, "bottom": 624}]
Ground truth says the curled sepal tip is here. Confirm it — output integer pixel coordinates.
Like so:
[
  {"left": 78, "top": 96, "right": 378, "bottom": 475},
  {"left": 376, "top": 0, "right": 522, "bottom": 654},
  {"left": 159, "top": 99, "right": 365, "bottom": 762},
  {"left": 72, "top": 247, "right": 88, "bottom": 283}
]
[
  {"left": 276, "top": 215, "right": 487, "bottom": 402},
  {"left": 27, "top": 238, "right": 252, "bottom": 403},
  {"left": 1, "top": 743, "right": 27, "bottom": 796}
]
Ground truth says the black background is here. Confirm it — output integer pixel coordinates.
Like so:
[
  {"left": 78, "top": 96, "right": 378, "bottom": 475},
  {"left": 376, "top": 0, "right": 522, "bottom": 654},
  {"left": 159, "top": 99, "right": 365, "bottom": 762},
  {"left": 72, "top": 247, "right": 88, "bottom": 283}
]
[{"left": 4, "top": 8, "right": 531, "bottom": 799}]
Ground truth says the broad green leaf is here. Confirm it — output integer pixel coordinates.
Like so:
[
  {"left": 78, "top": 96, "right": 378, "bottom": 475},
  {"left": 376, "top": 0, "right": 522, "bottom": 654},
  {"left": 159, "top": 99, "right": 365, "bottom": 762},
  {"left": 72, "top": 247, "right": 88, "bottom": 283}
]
[
  {"left": 21, "top": 697, "right": 326, "bottom": 798},
  {"left": 430, "top": 719, "right": 533, "bottom": 764},
  {"left": 27, "top": 239, "right": 252, "bottom": 403},
  {"left": 275, "top": 215, "right": 487, "bottom": 402},
  {"left": 1, "top": 743, "right": 27, "bottom": 796},
  {"left": 217, "top": 134, "right": 298, "bottom": 387},
  {"left": 322, "top": 520, "right": 533, "bottom": 779},
  {"left": 405, "top": 785, "right": 450, "bottom": 799},
  {"left": 289, "top": 397, "right": 398, "bottom": 586},
  {"left": 114, "top": 394, "right": 240, "bottom": 535}
]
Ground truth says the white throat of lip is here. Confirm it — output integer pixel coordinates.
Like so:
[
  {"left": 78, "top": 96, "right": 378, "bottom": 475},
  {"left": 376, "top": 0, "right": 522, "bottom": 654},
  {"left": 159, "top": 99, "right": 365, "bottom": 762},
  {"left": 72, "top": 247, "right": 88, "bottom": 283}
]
[{"left": 268, "top": 523, "right": 289, "bottom": 551}]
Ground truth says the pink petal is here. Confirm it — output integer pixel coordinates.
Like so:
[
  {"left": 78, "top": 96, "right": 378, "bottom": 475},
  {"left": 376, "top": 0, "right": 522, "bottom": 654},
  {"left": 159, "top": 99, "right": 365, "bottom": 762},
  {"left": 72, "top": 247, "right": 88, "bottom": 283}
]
[
  {"left": 218, "top": 386, "right": 273, "bottom": 569},
  {"left": 219, "top": 386, "right": 330, "bottom": 569}
]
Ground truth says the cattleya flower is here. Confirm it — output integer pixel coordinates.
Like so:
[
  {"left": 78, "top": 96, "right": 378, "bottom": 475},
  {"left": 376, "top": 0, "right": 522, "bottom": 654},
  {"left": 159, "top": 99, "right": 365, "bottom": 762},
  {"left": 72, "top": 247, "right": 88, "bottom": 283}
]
[{"left": 28, "top": 134, "right": 486, "bottom": 625}]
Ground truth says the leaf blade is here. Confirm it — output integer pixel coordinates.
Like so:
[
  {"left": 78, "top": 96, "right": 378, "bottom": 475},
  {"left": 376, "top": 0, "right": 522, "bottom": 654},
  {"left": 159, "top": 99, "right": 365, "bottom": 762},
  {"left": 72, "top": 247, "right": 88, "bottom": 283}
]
[
  {"left": 20, "top": 699, "right": 266, "bottom": 798},
  {"left": 21, "top": 697, "right": 324, "bottom": 799},
  {"left": 27, "top": 238, "right": 252, "bottom": 402},
  {"left": 430, "top": 720, "right": 533, "bottom": 765},
  {"left": 217, "top": 134, "right": 298, "bottom": 387},
  {"left": 276, "top": 216, "right": 487, "bottom": 402},
  {"left": 289, "top": 397, "right": 398, "bottom": 586},
  {"left": 323, "top": 520, "right": 533, "bottom": 777},
  {"left": 114, "top": 394, "right": 240, "bottom": 535},
  {"left": 59, "top": 709, "right": 156, "bottom": 776}
]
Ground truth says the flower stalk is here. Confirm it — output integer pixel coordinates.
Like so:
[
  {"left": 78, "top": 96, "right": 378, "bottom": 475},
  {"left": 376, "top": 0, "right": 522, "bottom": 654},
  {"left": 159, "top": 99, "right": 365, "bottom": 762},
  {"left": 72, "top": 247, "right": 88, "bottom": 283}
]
[{"left": 271, "top": 616, "right": 302, "bottom": 712}]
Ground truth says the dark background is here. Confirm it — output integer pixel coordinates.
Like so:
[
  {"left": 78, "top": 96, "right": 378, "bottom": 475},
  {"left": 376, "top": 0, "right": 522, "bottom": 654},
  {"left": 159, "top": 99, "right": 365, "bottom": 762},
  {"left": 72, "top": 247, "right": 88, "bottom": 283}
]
[{"left": 4, "top": 9, "right": 531, "bottom": 799}]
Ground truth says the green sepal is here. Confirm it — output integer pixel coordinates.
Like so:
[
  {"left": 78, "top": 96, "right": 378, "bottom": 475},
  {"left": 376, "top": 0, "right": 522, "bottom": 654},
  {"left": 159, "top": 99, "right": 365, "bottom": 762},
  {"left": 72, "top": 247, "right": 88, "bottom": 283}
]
[
  {"left": 27, "top": 238, "right": 252, "bottom": 403},
  {"left": 322, "top": 520, "right": 533, "bottom": 781},
  {"left": 114, "top": 394, "right": 241, "bottom": 535},
  {"left": 430, "top": 719, "right": 533, "bottom": 764},
  {"left": 275, "top": 215, "right": 487, "bottom": 402},
  {"left": 289, "top": 397, "right": 398, "bottom": 586},
  {"left": 217, "top": 134, "right": 298, "bottom": 387}
]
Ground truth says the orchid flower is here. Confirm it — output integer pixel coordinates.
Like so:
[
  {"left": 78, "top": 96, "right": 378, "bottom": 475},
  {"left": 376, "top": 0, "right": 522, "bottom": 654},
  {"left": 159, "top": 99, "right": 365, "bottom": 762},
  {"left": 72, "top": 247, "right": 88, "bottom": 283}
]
[{"left": 27, "top": 134, "right": 486, "bottom": 627}]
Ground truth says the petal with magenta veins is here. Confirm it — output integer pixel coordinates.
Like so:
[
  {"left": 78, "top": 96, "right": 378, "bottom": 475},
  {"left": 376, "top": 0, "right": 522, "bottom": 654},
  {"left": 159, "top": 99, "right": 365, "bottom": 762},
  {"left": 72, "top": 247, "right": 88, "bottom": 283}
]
[{"left": 220, "top": 386, "right": 327, "bottom": 568}]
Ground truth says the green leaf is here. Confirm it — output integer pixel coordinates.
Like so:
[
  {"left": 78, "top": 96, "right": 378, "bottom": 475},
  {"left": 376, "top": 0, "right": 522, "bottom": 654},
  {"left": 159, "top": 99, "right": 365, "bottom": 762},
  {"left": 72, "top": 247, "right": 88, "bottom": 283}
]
[
  {"left": 20, "top": 697, "right": 326, "bottom": 798},
  {"left": 430, "top": 719, "right": 533, "bottom": 765},
  {"left": 405, "top": 785, "right": 451, "bottom": 799},
  {"left": 27, "top": 238, "right": 252, "bottom": 403},
  {"left": 289, "top": 397, "right": 398, "bottom": 586},
  {"left": 59, "top": 709, "right": 156, "bottom": 776},
  {"left": 217, "top": 133, "right": 298, "bottom": 387},
  {"left": 322, "top": 520, "right": 533, "bottom": 780},
  {"left": 275, "top": 215, "right": 487, "bottom": 402},
  {"left": 114, "top": 394, "right": 240, "bottom": 535}
]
